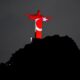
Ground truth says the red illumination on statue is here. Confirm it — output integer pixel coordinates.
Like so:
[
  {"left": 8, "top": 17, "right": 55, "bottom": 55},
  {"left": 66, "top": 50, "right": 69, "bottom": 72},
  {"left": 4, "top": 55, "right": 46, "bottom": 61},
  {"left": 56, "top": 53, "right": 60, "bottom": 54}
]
[{"left": 25, "top": 10, "right": 50, "bottom": 39}]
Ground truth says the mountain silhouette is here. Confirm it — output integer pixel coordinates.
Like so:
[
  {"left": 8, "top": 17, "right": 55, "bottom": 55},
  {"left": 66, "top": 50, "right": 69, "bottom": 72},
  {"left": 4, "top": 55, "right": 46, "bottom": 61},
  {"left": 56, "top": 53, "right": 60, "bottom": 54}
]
[{"left": 0, "top": 35, "right": 80, "bottom": 77}]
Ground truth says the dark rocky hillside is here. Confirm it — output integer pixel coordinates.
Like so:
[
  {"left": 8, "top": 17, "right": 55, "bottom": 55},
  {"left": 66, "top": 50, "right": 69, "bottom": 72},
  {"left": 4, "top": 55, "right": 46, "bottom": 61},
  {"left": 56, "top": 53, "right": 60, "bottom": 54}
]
[{"left": 0, "top": 35, "right": 80, "bottom": 77}]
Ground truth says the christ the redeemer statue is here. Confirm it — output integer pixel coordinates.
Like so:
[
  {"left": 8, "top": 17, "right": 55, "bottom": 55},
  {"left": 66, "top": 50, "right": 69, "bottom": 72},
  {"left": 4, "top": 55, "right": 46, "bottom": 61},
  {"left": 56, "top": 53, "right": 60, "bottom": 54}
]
[{"left": 25, "top": 10, "right": 50, "bottom": 39}]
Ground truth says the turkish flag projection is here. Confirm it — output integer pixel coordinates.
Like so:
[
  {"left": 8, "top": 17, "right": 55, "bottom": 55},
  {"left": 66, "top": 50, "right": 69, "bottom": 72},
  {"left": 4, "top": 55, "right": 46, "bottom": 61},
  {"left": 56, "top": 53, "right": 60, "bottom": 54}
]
[
  {"left": 35, "top": 18, "right": 42, "bottom": 39},
  {"left": 25, "top": 10, "right": 50, "bottom": 39}
]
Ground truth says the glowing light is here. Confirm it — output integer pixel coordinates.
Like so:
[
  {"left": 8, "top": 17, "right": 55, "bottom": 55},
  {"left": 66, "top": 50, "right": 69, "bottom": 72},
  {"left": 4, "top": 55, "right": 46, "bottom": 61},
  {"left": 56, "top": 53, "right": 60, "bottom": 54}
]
[{"left": 25, "top": 10, "right": 50, "bottom": 39}]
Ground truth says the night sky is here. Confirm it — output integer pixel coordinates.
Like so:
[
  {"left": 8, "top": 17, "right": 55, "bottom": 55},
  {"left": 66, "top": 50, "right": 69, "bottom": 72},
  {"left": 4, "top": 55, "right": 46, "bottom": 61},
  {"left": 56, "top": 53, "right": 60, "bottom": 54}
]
[{"left": 0, "top": 0, "right": 80, "bottom": 62}]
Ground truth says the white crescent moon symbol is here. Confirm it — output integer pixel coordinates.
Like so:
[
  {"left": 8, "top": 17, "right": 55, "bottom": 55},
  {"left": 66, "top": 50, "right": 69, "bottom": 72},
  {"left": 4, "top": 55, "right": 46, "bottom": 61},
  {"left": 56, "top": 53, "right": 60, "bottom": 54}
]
[
  {"left": 36, "top": 26, "right": 42, "bottom": 31},
  {"left": 35, "top": 18, "right": 42, "bottom": 31}
]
